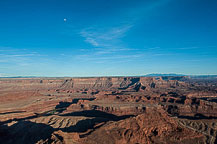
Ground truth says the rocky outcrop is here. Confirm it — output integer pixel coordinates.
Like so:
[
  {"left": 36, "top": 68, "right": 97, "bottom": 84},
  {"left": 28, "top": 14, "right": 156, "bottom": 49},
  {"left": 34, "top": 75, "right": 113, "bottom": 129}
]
[{"left": 80, "top": 109, "right": 205, "bottom": 144}]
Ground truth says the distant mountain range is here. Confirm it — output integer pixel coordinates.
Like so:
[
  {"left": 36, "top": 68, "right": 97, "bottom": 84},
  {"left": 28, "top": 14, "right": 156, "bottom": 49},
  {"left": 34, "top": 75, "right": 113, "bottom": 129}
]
[
  {"left": 144, "top": 74, "right": 186, "bottom": 77},
  {"left": 145, "top": 74, "right": 217, "bottom": 79},
  {"left": 0, "top": 76, "right": 38, "bottom": 78},
  {"left": 0, "top": 74, "right": 217, "bottom": 79}
]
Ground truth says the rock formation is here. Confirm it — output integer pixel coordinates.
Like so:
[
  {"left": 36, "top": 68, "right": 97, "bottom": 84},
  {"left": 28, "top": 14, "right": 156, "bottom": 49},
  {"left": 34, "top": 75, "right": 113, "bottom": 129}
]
[{"left": 0, "top": 76, "right": 217, "bottom": 143}]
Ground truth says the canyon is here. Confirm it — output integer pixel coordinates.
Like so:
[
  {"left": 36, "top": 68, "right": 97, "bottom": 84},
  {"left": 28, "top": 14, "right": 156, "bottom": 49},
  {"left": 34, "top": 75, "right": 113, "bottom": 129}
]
[{"left": 0, "top": 76, "right": 217, "bottom": 144}]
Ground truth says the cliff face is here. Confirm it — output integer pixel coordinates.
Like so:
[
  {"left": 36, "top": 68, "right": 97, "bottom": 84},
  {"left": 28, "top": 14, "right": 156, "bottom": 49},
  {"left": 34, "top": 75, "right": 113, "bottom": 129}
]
[
  {"left": 0, "top": 76, "right": 187, "bottom": 91},
  {"left": 63, "top": 77, "right": 187, "bottom": 90}
]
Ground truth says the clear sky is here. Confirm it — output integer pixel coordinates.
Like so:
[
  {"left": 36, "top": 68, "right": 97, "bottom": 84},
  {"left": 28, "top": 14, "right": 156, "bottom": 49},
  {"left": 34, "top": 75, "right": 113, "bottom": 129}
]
[{"left": 0, "top": 0, "right": 217, "bottom": 77}]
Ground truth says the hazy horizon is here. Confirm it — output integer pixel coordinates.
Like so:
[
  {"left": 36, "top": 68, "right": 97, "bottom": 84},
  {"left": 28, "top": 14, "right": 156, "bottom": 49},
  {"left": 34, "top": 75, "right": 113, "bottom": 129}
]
[
  {"left": 0, "top": 0, "right": 217, "bottom": 77},
  {"left": 1, "top": 73, "right": 217, "bottom": 78}
]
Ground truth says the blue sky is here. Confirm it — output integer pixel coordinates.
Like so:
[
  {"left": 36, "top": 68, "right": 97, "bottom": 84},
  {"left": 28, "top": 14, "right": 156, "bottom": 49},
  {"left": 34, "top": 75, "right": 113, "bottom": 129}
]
[{"left": 0, "top": 0, "right": 217, "bottom": 77}]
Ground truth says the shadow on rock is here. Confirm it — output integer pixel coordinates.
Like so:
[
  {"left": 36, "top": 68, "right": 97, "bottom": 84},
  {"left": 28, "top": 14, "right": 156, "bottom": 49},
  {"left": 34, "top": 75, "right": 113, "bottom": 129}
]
[
  {"left": 0, "top": 110, "right": 134, "bottom": 143},
  {"left": 178, "top": 113, "right": 217, "bottom": 120},
  {"left": 60, "top": 110, "right": 134, "bottom": 133},
  {"left": 61, "top": 110, "right": 134, "bottom": 121},
  {"left": 0, "top": 121, "right": 57, "bottom": 144}
]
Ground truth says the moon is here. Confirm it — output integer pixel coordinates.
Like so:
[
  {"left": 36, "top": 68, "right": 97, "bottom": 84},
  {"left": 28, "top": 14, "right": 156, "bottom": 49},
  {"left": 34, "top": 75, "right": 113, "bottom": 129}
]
[{"left": 64, "top": 18, "right": 67, "bottom": 22}]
